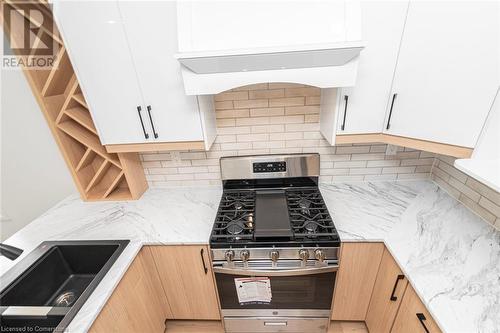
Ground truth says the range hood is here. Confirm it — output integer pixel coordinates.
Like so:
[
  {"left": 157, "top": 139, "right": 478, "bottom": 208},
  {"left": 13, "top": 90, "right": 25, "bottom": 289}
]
[{"left": 175, "top": 1, "right": 364, "bottom": 95}]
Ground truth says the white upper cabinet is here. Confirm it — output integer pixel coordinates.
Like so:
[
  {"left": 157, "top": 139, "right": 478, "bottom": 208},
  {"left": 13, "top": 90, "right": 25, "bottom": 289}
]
[
  {"left": 455, "top": 89, "right": 500, "bottom": 192},
  {"left": 53, "top": 1, "right": 148, "bottom": 145},
  {"left": 337, "top": 1, "right": 409, "bottom": 135},
  {"left": 53, "top": 1, "right": 215, "bottom": 149},
  {"left": 118, "top": 1, "right": 205, "bottom": 143},
  {"left": 383, "top": 1, "right": 499, "bottom": 147}
]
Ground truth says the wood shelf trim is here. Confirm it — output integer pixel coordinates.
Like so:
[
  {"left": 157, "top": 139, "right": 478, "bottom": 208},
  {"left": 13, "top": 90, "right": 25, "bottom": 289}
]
[
  {"left": 84, "top": 160, "right": 110, "bottom": 193},
  {"left": 58, "top": 121, "right": 121, "bottom": 168},
  {"left": 64, "top": 106, "right": 97, "bottom": 135},
  {"left": 87, "top": 186, "right": 132, "bottom": 202},
  {"left": 41, "top": 46, "right": 65, "bottom": 96},
  {"left": 75, "top": 148, "right": 93, "bottom": 171},
  {"left": 103, "top": 171, "right": 125, "bottom": 198},
  {"left": 335, "top": 133, "right": 473, "bottom": 158},
  {"left": 41, "top": 47, "right": 74, "bottom": 97},
  {"left": 106, "top": 141, "right": 206, "bottom": 153},
  {"left": 72, "top": 93, "right": 88, "bottom": 109},
  {"left": 56, "top": 76, "right": 79, "bottom": 124}
]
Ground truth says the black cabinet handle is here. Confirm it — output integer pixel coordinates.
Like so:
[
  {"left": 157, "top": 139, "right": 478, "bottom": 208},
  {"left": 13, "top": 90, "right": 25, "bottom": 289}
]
[
  {"left": 137, "top": 106, "right": 149, "bottom": 139},
  {"left": 146, "top": 105, "right": 159, "bottom": 139},
  {"left": 341, "top": 95, "right": 349, "bottom": 130},
  {"left": 200, "top": 248, "right": 208, "bottom": 274},
  {"left": 416, "top": 313, "right": 430, "bottom": 333},
  {"left": 390, "top": 274, "right": 405, "bottom": 301},
  {"left": 386, "top": 93, "right": 398, "bottom": 130}
]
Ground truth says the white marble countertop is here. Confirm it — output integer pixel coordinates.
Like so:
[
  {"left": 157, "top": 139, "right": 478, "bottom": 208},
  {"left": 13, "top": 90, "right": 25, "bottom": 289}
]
[{"left": 1, "top": 180, "right": 498, "bottom": 333}]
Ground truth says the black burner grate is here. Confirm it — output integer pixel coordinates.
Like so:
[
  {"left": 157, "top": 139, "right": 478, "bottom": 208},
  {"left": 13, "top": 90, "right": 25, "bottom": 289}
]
[
  {"left": 211, "top": 190, "right": 255, "bottom": 243},
  {"left": 210, "top": 187, "right": 339, "bottom": 247},
  {"left": 285, "top": 188, "right": 337, "bottom": 240}
]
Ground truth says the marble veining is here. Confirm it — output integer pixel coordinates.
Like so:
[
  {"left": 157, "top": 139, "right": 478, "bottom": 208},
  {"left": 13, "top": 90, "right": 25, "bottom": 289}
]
[
  {"left": 386, "top": 185, "right": 500, "bottom": 333},
  {"left": 320, "top": 181, "right": 431, "bottom": 240},
  {"left": 1, "top": 181, "right": 498, "bottom": 333}
]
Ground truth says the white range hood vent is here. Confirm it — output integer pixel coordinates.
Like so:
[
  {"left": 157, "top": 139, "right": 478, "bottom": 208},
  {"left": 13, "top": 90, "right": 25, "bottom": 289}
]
[{"left": 175, "top": 1, "right": 364, "bottom": 95}]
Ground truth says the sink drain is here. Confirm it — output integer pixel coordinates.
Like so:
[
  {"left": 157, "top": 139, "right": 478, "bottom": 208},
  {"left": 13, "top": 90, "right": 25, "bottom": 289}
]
[{"left": 52, "top": 290, "right": 77, "bottom": 307}]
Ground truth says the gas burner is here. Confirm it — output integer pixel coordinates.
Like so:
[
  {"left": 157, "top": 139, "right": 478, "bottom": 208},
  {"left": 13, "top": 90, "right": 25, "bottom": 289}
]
[
  {"left": 297, "top": 198, "right": 311, "bottom": 215},
  {"left": 304, "top": 221, "right": 318, "bottom": 233},
  {"left": 211, "top": 190, "right": 255, "bottom": 244},
  {"left": 227, "top": 221, "right": 245, "bottom": 235},
  {"left": 286, "top": 188, "right": 337, "bottom": 241}
]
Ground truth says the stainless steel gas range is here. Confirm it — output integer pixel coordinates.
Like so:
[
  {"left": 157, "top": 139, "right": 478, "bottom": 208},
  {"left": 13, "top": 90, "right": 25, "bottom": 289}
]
[{"left": 210, "top": 154, "right": 340, "bottom": 333}]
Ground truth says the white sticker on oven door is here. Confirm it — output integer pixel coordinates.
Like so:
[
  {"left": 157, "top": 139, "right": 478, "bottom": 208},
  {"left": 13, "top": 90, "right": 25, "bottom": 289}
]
[{"left": 234, "top": 277, "right": 272, "bottom": 304}]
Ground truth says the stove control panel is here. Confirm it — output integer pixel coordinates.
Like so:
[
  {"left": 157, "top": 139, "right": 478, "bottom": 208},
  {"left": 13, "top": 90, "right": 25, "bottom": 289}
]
[{"left": 253, "top": 161, "right": 286, "bottom": 173}]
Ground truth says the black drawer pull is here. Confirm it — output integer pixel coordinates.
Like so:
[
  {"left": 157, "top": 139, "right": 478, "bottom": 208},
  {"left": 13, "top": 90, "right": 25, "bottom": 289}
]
[
  {"left": 137, "top": 106, "right": 149, "bottom": 139},
  {"left": 341, "top": 95, "right": 349, "bottom": 130},
  {"left": 390, "top": 274, "right": 405, "bottom": 301},
  {"left": 386, "top": 93, "right": 398, "bottom": 130},
  {"left": 416, "top": 313, "right": 430, "bottom": 333},
  {"left": 146, "top": 105, "right": 159, "bottom": 139},
  {"left": 200, "top": 248, "right": 208, "bottom": 274}
]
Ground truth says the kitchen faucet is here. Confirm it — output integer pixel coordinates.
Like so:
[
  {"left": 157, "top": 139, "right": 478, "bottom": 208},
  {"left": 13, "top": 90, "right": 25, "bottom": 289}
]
[{"left": 0, "top": 243, "right": 23, "bottom": 260}]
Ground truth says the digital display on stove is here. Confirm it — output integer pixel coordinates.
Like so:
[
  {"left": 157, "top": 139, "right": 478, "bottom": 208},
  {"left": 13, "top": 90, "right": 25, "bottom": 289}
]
[{"left": 253, "top": 161, "right": 286, "bottom": 173}]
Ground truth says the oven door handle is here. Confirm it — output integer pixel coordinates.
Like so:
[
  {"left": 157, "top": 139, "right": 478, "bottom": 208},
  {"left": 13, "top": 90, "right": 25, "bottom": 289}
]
[{"left": 212, "top": 265, "right": 338, "bottom": 276}]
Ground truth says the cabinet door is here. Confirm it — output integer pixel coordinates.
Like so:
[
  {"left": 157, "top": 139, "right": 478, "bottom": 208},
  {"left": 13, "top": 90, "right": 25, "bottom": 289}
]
[
  {"left": 337, "top": 1, "right": 408, "bottom": 135},
  {"left": 118, "top": 1, "right": 206, "bottom": 143},
  {"left": 53, "top": 1, "right": 151, "bottom": 145},
  {"left": 384, "top": 2, "right": 499, "bottom": 147},
  {"left": 90, "top": 247, "right": 171, "bottom": 333},
  {"left": 331, "top": 242, "right": 384, "bottom": 320},
  {"left": 365, "top": 249, "right": 408, "bottom": 333},
  {"left": 391, "top": 284, "right": 442, "bottom": 333},
  {"left": 150, "top": 245, "right": 220, "bottom": 320}
]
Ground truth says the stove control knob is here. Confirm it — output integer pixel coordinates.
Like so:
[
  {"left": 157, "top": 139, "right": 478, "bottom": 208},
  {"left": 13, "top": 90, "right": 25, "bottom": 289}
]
[
  {"left": 225, "top": 250, "right": 235, "bottom": 262},
  {"left": 240, "top": 250, "right": 250, "bottom": 262},
  {"left": 299, "top": 249, "right": 309, "bottom": 262},
  {"left": 315, "top": 249, "right": 326, "bottom": 262},
  {"left": 270, "top": 250, "right": 280, "bottom": 262}
]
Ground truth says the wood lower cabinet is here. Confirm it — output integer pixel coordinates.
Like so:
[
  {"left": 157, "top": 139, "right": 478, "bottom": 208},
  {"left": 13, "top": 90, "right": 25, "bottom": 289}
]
[
  {"left": 331, "top": 242, "right": 384, "bottom": 320},
  {"left": 365, "top": 248, "right": 408, "bottom": 333},
  {"left": 150, "top": 245, "right": 220, "bottom": 320},
  {"left": 90, "top": 247, "right": 171, "bottom": 333},
  {"left": 391, "top": 285, "right": 442, "bottom": 333}
]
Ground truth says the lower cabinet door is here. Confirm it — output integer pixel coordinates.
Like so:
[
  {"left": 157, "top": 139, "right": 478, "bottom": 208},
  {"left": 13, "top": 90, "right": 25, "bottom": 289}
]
[
  {"left": 90, "top": 247, "right": 171, "bottom": 333},
  {"left": 331, "top": 242, "right": 385, "bottom": 320},
  {"left": 150, "top": 245, "right": 221, "bottom": 320},
  {"left": 391, "top": 284, "right": 442, "bottom": 333},
  {"left": 365, "top": 249, "right": 408, "bottom": 333}
]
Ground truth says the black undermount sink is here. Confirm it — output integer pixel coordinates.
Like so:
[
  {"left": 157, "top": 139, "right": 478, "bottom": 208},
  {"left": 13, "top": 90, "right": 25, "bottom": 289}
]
[{"left": 0, "top": 240, "right": 129, "bottom": 332}]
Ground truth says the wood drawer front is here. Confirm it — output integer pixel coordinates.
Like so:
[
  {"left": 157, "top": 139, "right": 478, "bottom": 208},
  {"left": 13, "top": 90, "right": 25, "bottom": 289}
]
[
  {"left": 224, "top": 317, "right": 329, "bottom": 333},
  {"left": 366, "top": 249, "right": 409, "bottom": 333},
  {"left": 391, "top": 285, "right": 442, "bottom": 333},
  {"left": 331, "top": 242, "right": 385, "bottom": 320}
]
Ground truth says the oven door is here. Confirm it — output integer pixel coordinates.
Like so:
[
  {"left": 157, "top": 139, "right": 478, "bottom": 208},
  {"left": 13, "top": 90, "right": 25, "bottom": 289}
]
[{"left": 213, "top": 263, "right": 337, "bottom": 312}]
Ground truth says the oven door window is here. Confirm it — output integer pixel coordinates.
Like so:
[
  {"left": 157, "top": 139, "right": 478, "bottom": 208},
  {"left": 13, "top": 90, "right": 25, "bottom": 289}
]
[{"left": 215, "top": 272, "right": 335, "bottom": 309}]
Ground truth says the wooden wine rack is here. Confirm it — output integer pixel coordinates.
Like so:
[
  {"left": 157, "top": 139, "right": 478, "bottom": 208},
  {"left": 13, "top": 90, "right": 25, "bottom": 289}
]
[{"left": 1, "top": 0, "right": 147, "bottom": 201}]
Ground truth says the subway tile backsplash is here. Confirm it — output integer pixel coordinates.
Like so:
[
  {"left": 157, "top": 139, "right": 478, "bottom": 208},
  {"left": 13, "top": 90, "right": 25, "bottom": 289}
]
[
  {"left": 431, "top": 155, "right": 500, "bottom": 229},
  {"left": 140, "top": 82, "right": 500, "bottom": 230},
  {"left": 140, "top": 83, "right": 435, "bottom": 186}
]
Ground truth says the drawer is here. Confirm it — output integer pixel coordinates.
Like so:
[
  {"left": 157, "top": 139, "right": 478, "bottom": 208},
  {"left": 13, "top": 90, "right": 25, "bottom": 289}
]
[{"left": 224, "top": 317, "right": 329, "bottom": 333}]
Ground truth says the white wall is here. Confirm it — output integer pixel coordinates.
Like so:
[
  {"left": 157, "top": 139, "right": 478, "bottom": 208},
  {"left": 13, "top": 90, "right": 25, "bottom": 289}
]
[{"left": 0, "top": 62, "right": 75, "bottom": 241}]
